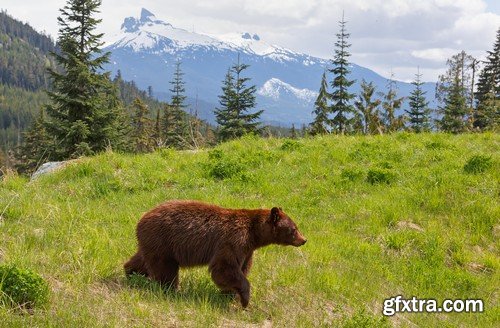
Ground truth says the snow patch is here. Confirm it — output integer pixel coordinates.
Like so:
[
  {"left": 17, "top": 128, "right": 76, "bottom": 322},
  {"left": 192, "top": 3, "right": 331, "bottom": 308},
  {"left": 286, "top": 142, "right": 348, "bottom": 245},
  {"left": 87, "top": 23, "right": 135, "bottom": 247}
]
[{"left": 258, "top": 78, "right": 318, "bottom": 102}]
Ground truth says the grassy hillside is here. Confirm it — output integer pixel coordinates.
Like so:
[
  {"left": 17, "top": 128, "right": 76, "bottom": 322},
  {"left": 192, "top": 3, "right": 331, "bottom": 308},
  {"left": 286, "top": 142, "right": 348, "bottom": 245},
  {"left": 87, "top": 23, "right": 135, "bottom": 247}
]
[{"left": 0, "top": 133, "right": 498, "bottom": 327}]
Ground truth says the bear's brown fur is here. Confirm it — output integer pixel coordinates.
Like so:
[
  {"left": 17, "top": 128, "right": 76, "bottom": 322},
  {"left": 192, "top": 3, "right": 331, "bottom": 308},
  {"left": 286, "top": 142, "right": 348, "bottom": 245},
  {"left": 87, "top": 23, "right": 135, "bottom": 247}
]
[{"left": 124, "top": 200, "right": 306, "bottom": 307}]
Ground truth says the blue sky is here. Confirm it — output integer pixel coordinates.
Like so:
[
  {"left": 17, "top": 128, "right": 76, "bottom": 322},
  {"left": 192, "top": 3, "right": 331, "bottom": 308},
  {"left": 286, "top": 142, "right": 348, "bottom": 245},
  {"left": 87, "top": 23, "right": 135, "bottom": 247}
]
[{"left": 2, "top": 0, "right": 499, "bottom": 82}]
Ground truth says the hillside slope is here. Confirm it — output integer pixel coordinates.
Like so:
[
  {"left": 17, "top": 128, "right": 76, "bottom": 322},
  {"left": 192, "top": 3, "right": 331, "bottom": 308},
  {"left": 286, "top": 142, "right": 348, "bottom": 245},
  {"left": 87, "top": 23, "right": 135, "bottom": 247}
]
[{"left": 0, "top": 133, "right": 498, "bottom": 327}]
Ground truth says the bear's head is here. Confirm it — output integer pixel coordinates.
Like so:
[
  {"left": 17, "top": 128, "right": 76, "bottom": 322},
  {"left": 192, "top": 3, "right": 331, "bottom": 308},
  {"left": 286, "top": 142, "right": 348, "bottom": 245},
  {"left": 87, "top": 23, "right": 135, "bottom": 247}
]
[{"left": 270, "top": 207, "right": 307, "bottom": 247}]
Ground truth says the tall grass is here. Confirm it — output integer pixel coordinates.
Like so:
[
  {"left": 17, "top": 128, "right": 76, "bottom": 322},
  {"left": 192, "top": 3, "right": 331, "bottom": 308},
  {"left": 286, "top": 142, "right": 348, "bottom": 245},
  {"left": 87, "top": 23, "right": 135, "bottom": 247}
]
[{"left": 0, "top": 133, "right": 498, "bottom": 327}]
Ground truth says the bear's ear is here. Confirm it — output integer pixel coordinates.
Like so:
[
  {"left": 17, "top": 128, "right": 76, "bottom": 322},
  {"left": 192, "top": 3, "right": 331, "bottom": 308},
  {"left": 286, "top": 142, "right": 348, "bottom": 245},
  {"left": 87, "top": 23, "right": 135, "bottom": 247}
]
[{"left": 271, "top": 207, "right": 280, "bottom": 224}]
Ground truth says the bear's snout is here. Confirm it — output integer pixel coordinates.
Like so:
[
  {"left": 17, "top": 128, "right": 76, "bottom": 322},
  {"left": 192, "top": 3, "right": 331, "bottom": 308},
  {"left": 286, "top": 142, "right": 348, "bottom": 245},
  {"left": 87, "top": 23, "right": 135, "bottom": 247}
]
[{"left": 293, "top": 233, "right": 307, "bottom": 246}]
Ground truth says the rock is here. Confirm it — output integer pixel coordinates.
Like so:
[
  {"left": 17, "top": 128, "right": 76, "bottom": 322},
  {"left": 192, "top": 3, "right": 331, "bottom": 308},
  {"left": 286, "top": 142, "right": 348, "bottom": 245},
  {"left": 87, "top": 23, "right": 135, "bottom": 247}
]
[{"left": 31, "top": 161, "right": 68, "bottom": 181}]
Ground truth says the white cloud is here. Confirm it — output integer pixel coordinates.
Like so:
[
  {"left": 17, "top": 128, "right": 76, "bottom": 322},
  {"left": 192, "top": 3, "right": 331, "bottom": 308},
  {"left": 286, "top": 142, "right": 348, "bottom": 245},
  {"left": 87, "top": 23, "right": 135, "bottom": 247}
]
[{"left": 1, "top": 0, "right": 499, "bottom": 81}]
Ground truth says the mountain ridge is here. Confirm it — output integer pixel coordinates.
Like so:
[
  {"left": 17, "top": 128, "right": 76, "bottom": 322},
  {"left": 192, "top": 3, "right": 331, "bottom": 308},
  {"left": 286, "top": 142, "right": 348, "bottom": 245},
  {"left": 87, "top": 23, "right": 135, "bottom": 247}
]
[{"left": 104, "top": 8, "right": 436, "bottom": 126}]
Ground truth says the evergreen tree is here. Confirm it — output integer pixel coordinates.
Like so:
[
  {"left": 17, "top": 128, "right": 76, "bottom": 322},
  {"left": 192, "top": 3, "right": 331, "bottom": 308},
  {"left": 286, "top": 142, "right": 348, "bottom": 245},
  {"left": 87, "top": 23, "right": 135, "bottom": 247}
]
[
  {"left": 406, "top": 69, "right": 431, "bottom": 132},
  {"left": 474, "top": 28, "right": 500, "bottom": 130},
  {"left": 163, "top": 61, "right": 188, "bottom": 148},
  {"left": 439, "top": 71, "right": 468, "bottom": 133},
  {"left": 16, "top": 109, "right": 52, "bottom": 173},
  {"left": 437, "top": 51, "right": 476, "bottom": 132},
  {"left": 152, "top": 107, "right": 162, "bottom": 148},
  {"left": 380, "top": 75, "right": 405, "bottom": 133},
  {"left": 354, "top": 80, "right": 382, "bottom": 135},
  {"left": 130, "top": 97, "right": 152, "bottom": 153},
  {"left": 310, "top": 71, "right": 330, "bottom": 135},
  {"left": 44, "top": 0, "right": 126, "bottom": 159},
  {"left": 170, "top": 61, "right": 187, "bottom": 111},
  {"left": 329, "top": 13, "right": 356, "bottom": 134},
  {"left": 290, "top": 124, "right": 298, "bottom": 139},
  {"left": 162, "top": 103, "right": 186, "bottom": 148},
  {"left": 214, "top": 57, "right": 262, "bottom": 141}
]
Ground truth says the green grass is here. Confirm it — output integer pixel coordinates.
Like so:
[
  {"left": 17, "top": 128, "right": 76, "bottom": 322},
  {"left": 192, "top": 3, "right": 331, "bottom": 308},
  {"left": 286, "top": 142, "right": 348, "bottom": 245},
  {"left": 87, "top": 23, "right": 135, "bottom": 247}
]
[{"left": 0, "top": 133, "right": 499, "bottom": 327}]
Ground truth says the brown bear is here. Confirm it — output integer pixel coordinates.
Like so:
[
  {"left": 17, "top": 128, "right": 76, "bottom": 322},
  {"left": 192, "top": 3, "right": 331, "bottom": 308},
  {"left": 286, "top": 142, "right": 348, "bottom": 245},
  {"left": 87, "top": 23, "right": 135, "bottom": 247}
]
[{"left": 124, "top": 200, "right": 306, "bottom": 307}]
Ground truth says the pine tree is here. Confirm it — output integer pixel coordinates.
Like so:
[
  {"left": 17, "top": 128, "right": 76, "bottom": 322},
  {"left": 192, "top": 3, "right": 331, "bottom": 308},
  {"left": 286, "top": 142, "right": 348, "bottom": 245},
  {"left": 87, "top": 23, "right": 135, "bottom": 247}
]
[
  {"left": 354, "top": 80, "right": 382, "bottom": 135},
  {"left": 380, "top": 75, "right": 405, "bottom": 133},
  {"left": 163, "top": 61, "right": 188, "bottom": 148},
  {"left": 329, "top": 13, "right": 356, "bottom": 134},
  {"left": 406, "top": 69, "right": 431, "bottom": 132},
  {"left": 170, "top": 61, "right": 187, "bottom": 111},
  {"left": 290, "top": 124, "right": 298, "bottom": 139},
  {"left": 439, "top": 71, "right": 468, "bottom": 133},
  {"left": 437, "top": 51, "right": 476, "bottom": 132},
  {"left": 310, "top": 71, "right": 330, "bottom": 135},
  {"left": 474, "top": 28, "right": 500, "bottom": 131},
  {"left": 152, "top": 107, "right": 162, "bottom": 147},
  {"left": 16, "top": 109, "right": 52, "bottom": 173},
  {"left": 44, "top": 0, "right": 126, "bottom": 159},
  {"left": 131, "top": 97, "right": 152, "bottom": 153},
  {"left": 214, "top": 57, "right": 263, "bottom": 142}
]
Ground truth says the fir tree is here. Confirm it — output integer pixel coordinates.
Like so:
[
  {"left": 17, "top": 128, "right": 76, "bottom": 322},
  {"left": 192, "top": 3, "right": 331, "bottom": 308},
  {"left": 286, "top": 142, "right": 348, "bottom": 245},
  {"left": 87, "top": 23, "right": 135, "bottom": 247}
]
[
  {"left": 474, "top": 28, "right": 500, "bottom": 131},
  {"left": 380, "top": 75, "right": 405, "bottom": 133},
  {"left": 170, "top": 61, "right": 187, "bottom": 111},
  {"left": 131, "top": 97, "right": 152, "bottom": 153},
  {"left": 290, "top": 124, "right": 298, "bottom": 139},
  {"left": 354, "top": 80, "right": 382, "bottom": 135},
  {"left": 310, "top": 71, "right": 330, "bottom": 135},
  {"left": 406, "top": 69, "right": 431, "bottom": 132},
  {"left": 163, "top": 61, "right": 188, "bottom": 148},
  {"left": 437, "top": 51, "right": 476, "bottom": 132},
  {"left": 214, "top": 57, "right": 263, "bottom": 141},
  {"left": 16, "top": 109, "right": 52, "bottom": 173},
  {"left": 152, "top": 107, "right": 162, "bottom": 148},
  {"left": 329, "top": 13, "right": 356, "bottom": 134},
  {"left": 162, "top": 103, "right": 186, "bottom": 148},
  {"left": 44, "top": 0, "right": 126, "bottom": 159},
  {"left": 439, "top": 71, "right": 468, "bottom": 133}
]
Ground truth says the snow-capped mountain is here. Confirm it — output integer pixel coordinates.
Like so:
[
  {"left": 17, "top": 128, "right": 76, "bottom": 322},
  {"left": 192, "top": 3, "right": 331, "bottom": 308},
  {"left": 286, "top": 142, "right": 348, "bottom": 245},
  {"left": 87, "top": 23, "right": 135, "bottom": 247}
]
[{"left": 104, "top": 8, "right": 435, "bottom": 126}]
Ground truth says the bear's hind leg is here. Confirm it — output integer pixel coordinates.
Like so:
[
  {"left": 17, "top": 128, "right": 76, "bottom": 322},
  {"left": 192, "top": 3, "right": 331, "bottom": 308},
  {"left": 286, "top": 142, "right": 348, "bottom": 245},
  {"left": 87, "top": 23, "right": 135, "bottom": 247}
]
[
  {"left": 146, "top": 256, "right": 180, "bottom": 290},
  {"left": 124, "top": 251, "right": 148, "bottom": 277},
  {"left": 210, "top": 258, "right": 250, "bottom": 308}
]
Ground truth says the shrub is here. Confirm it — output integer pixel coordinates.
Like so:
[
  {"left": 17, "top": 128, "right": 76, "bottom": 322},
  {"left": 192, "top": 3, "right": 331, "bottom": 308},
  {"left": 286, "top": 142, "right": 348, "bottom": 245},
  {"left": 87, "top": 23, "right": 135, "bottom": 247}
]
[
  {"left": 366, "top": 168, "right": 395, "bottom": 185},
  {"left": 280, "top": 139, "right": 302, "bottom": 151},
  {"left": 0, "top": 264, "right": 49, "bottom": 308},
  {"left": 205, "top": 149, "right": 244, "bottom": 180},
  {"left": 463, "top": 155, "right": 493, "bottom": 174},
  {"left": 340, "top": 168, "right": 364, "bottom": 182}
]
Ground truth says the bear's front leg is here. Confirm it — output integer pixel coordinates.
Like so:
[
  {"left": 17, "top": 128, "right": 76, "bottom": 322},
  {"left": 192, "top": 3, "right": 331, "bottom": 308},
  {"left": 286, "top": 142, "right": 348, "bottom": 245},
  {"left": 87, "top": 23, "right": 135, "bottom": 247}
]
[{"left": 209, "top": 257, "right": 251, "bottom": 308}]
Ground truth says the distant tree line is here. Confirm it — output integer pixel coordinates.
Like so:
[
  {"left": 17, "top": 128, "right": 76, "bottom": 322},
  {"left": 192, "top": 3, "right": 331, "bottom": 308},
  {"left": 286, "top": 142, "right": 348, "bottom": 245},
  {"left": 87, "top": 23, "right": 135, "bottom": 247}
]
[
  {"left": 309, "top": 16, "right": 499, "bottom": 135},
  {"left": 2, "top": 0, "right": 498, "bottom": 174}
]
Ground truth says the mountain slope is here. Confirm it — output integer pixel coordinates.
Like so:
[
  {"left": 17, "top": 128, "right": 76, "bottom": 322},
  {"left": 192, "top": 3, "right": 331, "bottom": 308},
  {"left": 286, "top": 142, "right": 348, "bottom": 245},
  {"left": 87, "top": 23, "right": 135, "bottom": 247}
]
[{"left": 104, "top": 8, "right": 436, "bottom": 126}]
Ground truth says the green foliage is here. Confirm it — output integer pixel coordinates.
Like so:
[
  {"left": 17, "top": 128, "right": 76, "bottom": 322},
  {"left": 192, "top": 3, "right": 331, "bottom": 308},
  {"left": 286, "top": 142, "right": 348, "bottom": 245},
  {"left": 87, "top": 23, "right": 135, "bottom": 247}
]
[
  {"left": 474, "top": 28, "right": 500, "bottom": 131},
  {"left": 280, "top": 139, "right": 302, "bottom": 151},
  {"left": 380, "top": 76, "right": 405, "bottom": 133},
  {"left": 328, "top": 14, "right": 357, "bottom": 134},
  {"left": 131, "top": 97, "right": 153, "bottom": 153},
  {"left": 366, "top": 168, "right": 395, "bottom": 184},
  {"left": 44, "top": 0, "right": 128, "bottom": 159},
  {"left": 205, "top": 149, "right": 244, "bottom": 180},
  {"left": 0, "top": 11, "right": 57, "bottom": 91},
  {"left": 0, "top": 264, "right": 49, "bottom": 308},
  {"left": 406, "top": 70, "right": 432, "bottom": 132},
  {"left": 0, "top": 133, "right": 498, "bottom": 327},
  {"left": 214, "top": 57, "right": 263, "bottom": 141},
  {"left": 463, "top": 155, "right": 493, "bottom": 174},
  {"left": 355, "top": 79, "right": 382, "bottom": 135},
  {"left": 310, "top": 71, "right": 330, "bottom": 135}
]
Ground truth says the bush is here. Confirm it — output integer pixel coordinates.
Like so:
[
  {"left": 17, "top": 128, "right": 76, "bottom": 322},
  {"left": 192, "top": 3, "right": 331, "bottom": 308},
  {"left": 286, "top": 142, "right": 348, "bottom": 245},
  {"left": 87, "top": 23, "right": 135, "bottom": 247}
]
[
  {"left": 0, "top": 264, "right": 49, "bottom": 308},
  {"left": 280, "top": 139, "right": 302, "bottom": 151},
  {"left": 463, "top": 155, "right": 493, "bottom": 174},
  {"left": 366, "top": 168, "right": 395, "bottom": 185},
  {"left": 205, "top": 149, "right": 244, "bottom": 180},
  {"left": 340, "top": 168, "right": 364, "bottom": 182}
]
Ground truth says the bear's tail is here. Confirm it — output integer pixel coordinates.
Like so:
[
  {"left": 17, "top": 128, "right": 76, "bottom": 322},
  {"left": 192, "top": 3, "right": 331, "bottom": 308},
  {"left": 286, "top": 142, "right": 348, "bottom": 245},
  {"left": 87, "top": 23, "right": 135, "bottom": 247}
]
[{"left": 124, "top": 251, "right": 148, "bottom": 276}]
